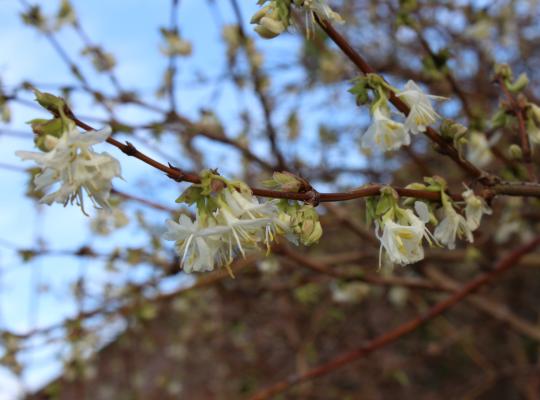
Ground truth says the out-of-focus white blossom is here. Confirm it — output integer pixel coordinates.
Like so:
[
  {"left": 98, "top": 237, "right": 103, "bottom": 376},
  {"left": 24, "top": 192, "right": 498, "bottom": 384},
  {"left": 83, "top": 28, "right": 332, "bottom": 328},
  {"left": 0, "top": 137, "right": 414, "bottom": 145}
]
[
  {"left": 16, "top": 123, "right": 121, "bottom": 214},
  {"left": 434, "top": 204, "right": 473, "bottom": 250},
  {"left": 331, "top": 281, "right": 370, "bottom": 304},
  {"left": 462, "top": 188, "right": 492, "bottom": 231},
  {"left": 467, "top": 131, "right": 494, "bottom": 167},
  {"left": 397, "top": 80, "right": 445, "bottom": 134},
  {"left": 163, "top": 215, "right": 226, "bottom": 273},
  {"left": 465, "top": 19, "right": 493, "bottom": 41}
]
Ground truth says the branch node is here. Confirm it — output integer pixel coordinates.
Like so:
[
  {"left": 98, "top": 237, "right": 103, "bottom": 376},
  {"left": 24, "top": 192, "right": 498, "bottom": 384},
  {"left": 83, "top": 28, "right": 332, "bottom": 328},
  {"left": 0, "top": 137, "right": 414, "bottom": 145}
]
[
  {"left": 167, "top": 162, "right": 185, "bottom": 182},
  {"left": 122, "top": 141, "right": 137, "bottom": 156},
  {"left": 304, "top": 189, "right": 321, "bottom": 207}
]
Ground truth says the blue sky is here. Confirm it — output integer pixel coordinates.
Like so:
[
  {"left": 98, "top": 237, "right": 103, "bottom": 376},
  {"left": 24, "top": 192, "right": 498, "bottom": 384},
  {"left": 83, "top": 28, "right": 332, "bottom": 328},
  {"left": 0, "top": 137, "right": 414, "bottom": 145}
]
[{"left": 0, "top": 1, "right": 266, "bottom": 397}]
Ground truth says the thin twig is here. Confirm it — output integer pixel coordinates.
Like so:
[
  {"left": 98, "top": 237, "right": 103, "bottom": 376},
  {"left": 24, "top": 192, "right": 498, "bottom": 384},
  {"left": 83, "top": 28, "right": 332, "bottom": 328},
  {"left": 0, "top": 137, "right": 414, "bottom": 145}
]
[{"left": 70, "top": 113, "right": 540, "bottom": 202}]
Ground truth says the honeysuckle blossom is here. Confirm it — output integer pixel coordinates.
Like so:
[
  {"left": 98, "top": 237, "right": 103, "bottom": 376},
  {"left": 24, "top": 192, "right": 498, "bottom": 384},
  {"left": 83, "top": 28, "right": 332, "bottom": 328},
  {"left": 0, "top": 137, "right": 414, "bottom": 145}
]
[
  {"left": 361, "top": 106, "right": 410, "bottom": 153},
  {"left": 467, "top": 131, "right": 494, "bottom": 167},
  {"left": 462, "top": 188, "right": 492, "bottom": 231},
  {"left": 434, "top": 204, "right": 473, "bottom": 250},
  {"left": 165, "top": 187, "right": 292, "bottom": 273},
  {"left": 163, "top": 215, "right": 226, "bottom": 273},
  {"left": 16, "top": 123, "right": 121, "bottom": 213},
  {"left": 397, "top": 80, "right": 445, "bottom": 134},
  {"left": 376, "top": 203, "right": 434, "bottom": 266}
]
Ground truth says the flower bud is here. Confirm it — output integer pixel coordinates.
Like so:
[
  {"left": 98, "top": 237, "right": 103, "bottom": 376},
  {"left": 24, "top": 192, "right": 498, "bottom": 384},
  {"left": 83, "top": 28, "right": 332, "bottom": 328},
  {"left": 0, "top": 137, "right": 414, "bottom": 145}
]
[
  {"left": 507, "top": 73, "right": 529, "bottom": 93},
  {"left": 508, "top": 144, "right": 523, "bottom": 160},
  {"left": 254, "top": 25, "right": 281, "bottom": 39},
  {"left": 259, "top": 16, "right": 285, "bottom": 35},
  {"left": 43, "top": 135, "right": 60, "bottom": 151},
  {"left": 494, "top": 63, "right": 513, "bottom": 81},
  {"left": 250, "top": 5, "right": 270, "bottom": 24}
]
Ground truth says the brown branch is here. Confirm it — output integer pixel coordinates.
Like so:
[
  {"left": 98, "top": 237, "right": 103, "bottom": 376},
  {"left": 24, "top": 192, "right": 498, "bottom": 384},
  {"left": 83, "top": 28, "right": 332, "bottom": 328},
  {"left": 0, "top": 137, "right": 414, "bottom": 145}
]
[
  {"left": 69, "top": 112, "right": 458, "bottom": 202},
  {"left": 248, "top": 235, "right": 540, "bottom": 400},
  {"left": 111, "top": 188, "right": 176, "bottom": 213},
  {"left": 278, "top": 244, "right": 447, "bottom": 292},
  {"left": 425, "top": 267, "right": 540, "bottom": 342},
  {"left": 70, "top": 113, "right": 540, "bottom": 202},
  {"left": 487, "top": 182, "right": 540, "bottom": 198}
]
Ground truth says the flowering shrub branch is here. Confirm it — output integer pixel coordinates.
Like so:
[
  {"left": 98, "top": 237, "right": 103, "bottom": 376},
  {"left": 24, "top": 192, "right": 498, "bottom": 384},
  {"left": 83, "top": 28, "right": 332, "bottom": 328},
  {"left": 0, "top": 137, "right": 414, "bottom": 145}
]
[{"left": 4, "top": 1, "right": 540, "bottom": 397}]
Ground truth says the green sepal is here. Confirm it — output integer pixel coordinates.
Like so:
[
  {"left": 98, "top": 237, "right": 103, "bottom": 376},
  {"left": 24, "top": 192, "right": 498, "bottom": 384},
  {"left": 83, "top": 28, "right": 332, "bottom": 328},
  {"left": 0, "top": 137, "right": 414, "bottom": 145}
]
[
  {"left": 365, "top": 197, "right": 377, "bottom": 226},
  {"left": 348, "top": 77, "right": 370, "bottom": 105},
  {"left": 175, "top": 186, "right": 203, "bottom": 205},
  {"left": 375, "top": 195, "right": 393, "bottom": 217},
  {"left": 34, "top": 89, "right": 67, "bottom": 115},
  {"left": 28, "top": 117, "right": 65, "bottom": 137}
]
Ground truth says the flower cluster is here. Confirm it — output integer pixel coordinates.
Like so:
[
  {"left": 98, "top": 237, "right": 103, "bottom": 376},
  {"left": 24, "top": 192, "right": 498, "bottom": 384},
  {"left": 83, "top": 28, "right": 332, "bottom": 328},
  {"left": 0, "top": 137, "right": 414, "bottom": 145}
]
[
  {"left": 164, "top": 172, "right": 322, "bottom": 273},
  {"left": 370, "top": 183, "right": 491, "bottom": 266},
  {"left": 360, "top": 80, "right": 445, "bottom": 154},
  {"left": 375, "top": 200, "right": 435, "bottom": 266},
  {"left": 250, "top": 0, "right": 343, "bottom": 39},
  {"left": 17, "top": 120, "right": 121, "bottom": 214}
]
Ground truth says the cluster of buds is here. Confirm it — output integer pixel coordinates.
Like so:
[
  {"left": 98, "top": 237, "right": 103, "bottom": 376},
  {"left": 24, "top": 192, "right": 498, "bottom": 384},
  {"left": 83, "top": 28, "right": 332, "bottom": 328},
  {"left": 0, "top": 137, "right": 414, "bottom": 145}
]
[
  {"left": 251, "top": 0, "right": 343, "bottom": 39},
  {"left": 493, "top": 64, "right": 540, "bottom": 146}
]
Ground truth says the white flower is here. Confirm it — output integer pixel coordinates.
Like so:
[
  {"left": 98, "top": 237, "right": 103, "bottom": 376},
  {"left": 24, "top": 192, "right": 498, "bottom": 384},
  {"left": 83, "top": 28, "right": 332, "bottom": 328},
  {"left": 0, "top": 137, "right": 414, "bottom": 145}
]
[
  {"left": 397, "top": 80, "right": 445, "bottom": 134},
  {"left": 16, "top": 124, "right": 121, "bottom": 213},
  {"left": 467, "top": 131, "right": 494, "bottom": 167},
  {"left": 464, "top": 19, "right": 493, "bottom": 41},
  {"left": 462, "top": 188, "right": 492, "bottom": 231},
  {"left": 218, "top": 189, "right": 287, "bottom": 251},
  {"left": 434, "top": 206, "right": 473, "bottom": 250},
  {"left": 361, "top": 107, "right": 410, "bottom": 152},
  {"left": 331, "top": 282, "right": 370, "bottom": 304},
  {"left": 376, "top": 206, "right": 432, "bottom": 266},
  {"left": 222, "top": 189, "right": 277, "bottom": 220},
  {"left": 165, "top": 188, "right": 292, "bottom": 273},
  {"left": 163, "top": 215, "right": 226, "bottom": 273},
  {"left": 217, "top": 207, "right": 273, "bottom": 258}
]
